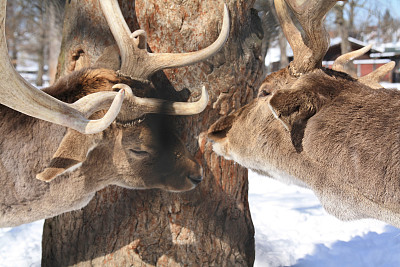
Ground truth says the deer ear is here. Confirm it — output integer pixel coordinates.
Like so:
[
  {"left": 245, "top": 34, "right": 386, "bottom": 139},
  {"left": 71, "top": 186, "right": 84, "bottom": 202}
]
[
  {"left": 268, "top": 89, "right": 324, "bottom": 152},
  {"left": 207, "top": 113, "right": 237, "bottom": 142},
  {"left": 36, "top": 130, "right": 94, "bottom": 182},
  {"left": 268, "top": 89, "right": 323, "bottom": 131}
]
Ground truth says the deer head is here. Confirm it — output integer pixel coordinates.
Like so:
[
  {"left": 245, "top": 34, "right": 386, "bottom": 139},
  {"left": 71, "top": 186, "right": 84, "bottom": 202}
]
[
  {"left": 0, "top": 0, "right": 229, "bottom": 226},
  {"left": 208, "top": 0, "right": 400, "bottom": 228}
]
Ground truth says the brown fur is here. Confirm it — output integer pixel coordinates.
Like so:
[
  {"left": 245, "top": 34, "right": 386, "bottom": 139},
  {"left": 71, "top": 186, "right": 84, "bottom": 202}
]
[
  {"left": 268, "top": 69, "right": 359, "bottom": 151},
  {"left": 43, "top": 68, "right": 154, "bottom": 102},
  {"left": 208, "top": 68, "right": 400, "bottom": 228},
  {"left": 0, "top": 69, "right": 202, "bottom": 227}
]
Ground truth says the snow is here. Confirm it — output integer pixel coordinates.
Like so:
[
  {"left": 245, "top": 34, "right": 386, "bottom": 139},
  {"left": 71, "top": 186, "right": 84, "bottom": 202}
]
[
  {"left": 381, "top": 82, "right": 400, "bottom": 90},
  {"left": 0, "top": 220, "right": 43, "bottom": 267},
  {"left": 249, "top": 171, "right": 400, "bottom": 267},
  {"left": 265, "top": 45, "right": 293, "bottom": 66},
  {"left": 2, "top": 34, "right": 400, "bottom": 267},
  {"left": 1, "top": 171, "right": 400, "bottom": 266}
]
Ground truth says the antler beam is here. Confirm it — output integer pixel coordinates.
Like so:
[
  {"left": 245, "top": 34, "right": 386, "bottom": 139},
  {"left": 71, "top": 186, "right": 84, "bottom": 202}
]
[
  {"left": 275, "top": 0, "right": 341, "bottom": 75},
  {"left": 113, "top": 84, "right": 208, "bottom": 116},
  {"left": 99, "top": 0, "right": 230, "bottom": 79},
  {"left": 0, "top": 0, "right": 125, "bottom": 134}
]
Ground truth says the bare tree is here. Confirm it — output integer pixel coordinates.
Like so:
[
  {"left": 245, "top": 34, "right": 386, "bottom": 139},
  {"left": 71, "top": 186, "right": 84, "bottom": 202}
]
[
  {"left": 255, "top": 0, "right": 286, "bottom": 69},
  {"left": 47, "top": 0, "right": 65, "bottom": 84},
  {"left": 380, "top": 9, "right": 400, "bottom": 43},
  {"left": 5, "top": 0, "right": 31, "bottom": 67},
  {"left": 5, "top": 0, "right": 65, "bottom": 85},
  {"left": 41, "top": 0, "right": 268, "bottom": 266},
  {"left": 32, "top": 0, "right": 65, "bottom": 86},
  {"left": 35, "top": 1, "right": 46, "bottom": 86},
  {"left": 333, "top": 2, "right": 355, "bottom": 75}
]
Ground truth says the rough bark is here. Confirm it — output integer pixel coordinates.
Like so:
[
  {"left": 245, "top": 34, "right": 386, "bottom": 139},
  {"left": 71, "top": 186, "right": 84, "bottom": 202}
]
[{"left": 42, "top": 0, "right": 267, "bottom": 266}]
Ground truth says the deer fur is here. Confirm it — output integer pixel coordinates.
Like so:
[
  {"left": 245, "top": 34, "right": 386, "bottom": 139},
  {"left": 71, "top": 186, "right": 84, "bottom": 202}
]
[
  {"left": 208, "top": 67, "right": 400, "bottom": 228},
  {"left": 0, "top": 69, "right": 202, "bottom": 227},
  {"left": 207, "top": 0, "right": 400, "bottom": 228},
  {"left": 0, "top": 0, "right": 230, "bottom": 227}
]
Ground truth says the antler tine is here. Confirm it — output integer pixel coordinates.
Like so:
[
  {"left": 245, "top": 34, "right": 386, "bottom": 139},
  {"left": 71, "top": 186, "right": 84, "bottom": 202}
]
[
  {"left": 275, "top": 0, "right": 341, "bottom": 76},
  {"left": 147, "top": 5, "right": 229, "bottom": 75},
  {"left": 0, "top": 0, "right": 125, "bottom": 134},
  {"left": 331, "top": 43, "right": 395, "bottom": 89},
  {"left": 113, "top": 84, "right": 209, "bottom": 116},
  {"left": 359, "top": 61, "right": 396, "bottom": 89},
  {"left": 333, "top": 44, "right": 373, "bottom": 73},
  {"left": 100, "top": 0, "right": 230, "bottom": 80}
]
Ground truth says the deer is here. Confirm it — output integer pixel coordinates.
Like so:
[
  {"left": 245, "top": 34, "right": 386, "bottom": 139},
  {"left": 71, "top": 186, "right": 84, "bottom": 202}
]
[
  {"left": 207, "top": 0, "right": 400, "bottom": 228},
  {"left": 0, "top": 0, "right": 229, "bottom": 227}
]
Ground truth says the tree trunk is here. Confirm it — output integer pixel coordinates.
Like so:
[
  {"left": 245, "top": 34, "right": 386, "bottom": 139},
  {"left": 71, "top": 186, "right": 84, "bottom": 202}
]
[
  {"left": 334, "top": 3, "right": 356, "bottom": 76},
  {"left": 35, "top": 1, "right": 45, "bottom": 86},
  {"left": 5, "top": 0, "right": 18, "bottom": 68},
  {"left": 47, "top": 2, "right": 61, "bottom": 85},
  {"left": 42, "top": 0, "right": 267, "bottom": 266},
  {"left": 278, "top": 30, "right": 289, "bottom": 68}
]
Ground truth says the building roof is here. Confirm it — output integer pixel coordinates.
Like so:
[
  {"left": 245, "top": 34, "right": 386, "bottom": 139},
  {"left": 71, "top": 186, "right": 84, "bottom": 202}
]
[{"left": 266, "top": 37, "right": 400, "bottom": 66}]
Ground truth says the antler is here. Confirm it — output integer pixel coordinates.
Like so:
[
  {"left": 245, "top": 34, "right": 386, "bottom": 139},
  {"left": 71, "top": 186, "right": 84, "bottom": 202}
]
[
  {"left": 113, "top": 84, "right": 208, "bottom": 116},
  {"left": 332, "top": 44, "right": 373, "bottom": 74},
  {"left": 275, "top": 0, "right": 341, "bottom": 76},
  {"left": 332, "top": 45, "right": 396, "bottom": 89},
  {"left": 0, "top": 0, "right": 125, "bottom": 134},
  {"left": 359, "top": 61, "right": 396, "bottom": 89},
  {"left": 99, "top": 0, "right": 230, "bottom": 80}
]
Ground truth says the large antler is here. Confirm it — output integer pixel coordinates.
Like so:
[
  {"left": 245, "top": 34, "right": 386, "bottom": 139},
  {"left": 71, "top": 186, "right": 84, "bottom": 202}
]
[
  {"left": 0, "top": 0, "right": 125, "bottom": 134},
  {"left": 99, "top": 0, "right": 229, "bottom": 80},
  {"left": 113, "top": 84, "right": 208, "bottom": 116},
  {"left": 97, "top": 0, "right": 229, "bottom": 118},
  {"left": 275, "top": 0, "right": 341, "bottom": 76}
]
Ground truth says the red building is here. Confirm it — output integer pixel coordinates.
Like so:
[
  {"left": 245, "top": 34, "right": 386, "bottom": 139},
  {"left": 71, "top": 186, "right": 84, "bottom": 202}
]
[
  {"left": 268, "top": 37, "right": 400, "bottom": 83},
  {"left": 322, "top": 37, "right": 398, "bottom": 83}
]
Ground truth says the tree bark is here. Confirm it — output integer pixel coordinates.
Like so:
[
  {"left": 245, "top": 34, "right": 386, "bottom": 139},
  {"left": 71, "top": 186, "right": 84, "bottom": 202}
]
[{"left": 42, "top": 0, "right": 267, "bottom": 266}]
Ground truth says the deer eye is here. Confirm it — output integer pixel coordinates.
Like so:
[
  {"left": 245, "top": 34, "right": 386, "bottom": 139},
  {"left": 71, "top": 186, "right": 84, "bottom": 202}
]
[
  {"left": 258, "top": 89, "right": 270, "bottom": 97},
  {"left": 129, "top": 149, "right": 150, "bottom": 158}
]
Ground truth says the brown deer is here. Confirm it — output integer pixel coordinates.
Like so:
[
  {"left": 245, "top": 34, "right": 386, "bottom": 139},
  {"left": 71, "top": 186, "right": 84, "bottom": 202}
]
[
  {"left": 208, "top": 0, "right": 400, "bottom": 228},
  {"left": 0, "top": 0, "right": 229, "bottom": 227}
]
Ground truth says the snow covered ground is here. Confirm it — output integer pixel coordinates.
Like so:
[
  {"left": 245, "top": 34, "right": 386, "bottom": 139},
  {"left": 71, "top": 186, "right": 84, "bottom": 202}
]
[
  {"left": 0, "top": 220, "right": 43, "bottom": 267},
  {"left": 249, "top": 171, "right": 400, "bottom": 267},
  {"left": 1, "top": 170, "right": 400, "bottom": 266}
]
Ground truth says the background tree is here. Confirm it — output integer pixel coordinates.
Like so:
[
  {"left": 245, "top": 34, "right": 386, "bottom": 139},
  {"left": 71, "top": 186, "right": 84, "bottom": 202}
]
[
  {"left": 379, "top": 9, "right": 400, "bottom": 43},
  {"left": 333, "top": 2, "right": 355, "bottom": 75},
  {"left": 47, "top": 0, "right": 65, "bottom": 84},
  {"left": 5, "top": 0, "right": 65, "bottom": 85},
  {"left": 41, "top": 0, "right": 269, "bottom": 266},
  {"left": 254, "top": 0, "right": 284, "bottom": 68},
  {"left": 5, "top": 0, "right": 30, "bottom": 67}
]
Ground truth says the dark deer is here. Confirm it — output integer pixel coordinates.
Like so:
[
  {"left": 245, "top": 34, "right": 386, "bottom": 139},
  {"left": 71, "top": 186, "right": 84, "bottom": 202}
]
[
  {"left": 0, "top": 0, "right": 229, "bottom": 227},
  {"left": 208, "top": 0, "right": 400, "bottom": 228}
]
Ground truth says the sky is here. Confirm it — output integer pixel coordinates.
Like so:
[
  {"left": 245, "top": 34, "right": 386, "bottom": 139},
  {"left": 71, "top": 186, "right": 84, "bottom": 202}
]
[
  {"left": 353, "top": 0, "right": 400, "bottom": 24},
  {"left": 376, "top": 0, "right": 400, "bottom": 18}
]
